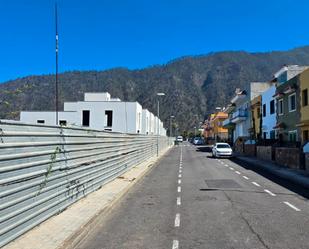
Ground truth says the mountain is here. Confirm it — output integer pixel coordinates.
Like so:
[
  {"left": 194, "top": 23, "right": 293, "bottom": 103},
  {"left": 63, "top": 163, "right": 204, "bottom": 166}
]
[{"left": 2, "top": 46, "right": 309, "bottom": 133}]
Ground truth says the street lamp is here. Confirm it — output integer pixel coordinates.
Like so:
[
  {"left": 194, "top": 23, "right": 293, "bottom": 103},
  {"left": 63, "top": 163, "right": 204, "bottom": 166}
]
[
  {"left": 157, "top": 92, "right": 165, "bottom": 156},
  {"left": 170, "top": 115, "right": 175, "bottom": 137}
]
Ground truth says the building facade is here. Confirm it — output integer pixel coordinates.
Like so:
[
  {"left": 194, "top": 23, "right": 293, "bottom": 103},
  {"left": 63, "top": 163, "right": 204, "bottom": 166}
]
[
  {"left": 261, "top": 85, "right": 276, "bottom": 139},
  {"left": 20, "top": 92, "right": 166, "bottom": 136}
]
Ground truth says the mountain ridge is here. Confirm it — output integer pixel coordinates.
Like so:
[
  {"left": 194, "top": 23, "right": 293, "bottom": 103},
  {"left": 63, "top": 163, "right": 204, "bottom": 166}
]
[{"left": 2, "top": 45, "right": 309, "bottom": 132}]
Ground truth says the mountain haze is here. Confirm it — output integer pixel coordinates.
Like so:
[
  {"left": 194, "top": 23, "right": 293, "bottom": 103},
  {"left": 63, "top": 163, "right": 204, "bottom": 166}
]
[{"left": 2, "top": 46, "right": 309, "bottom": 132}]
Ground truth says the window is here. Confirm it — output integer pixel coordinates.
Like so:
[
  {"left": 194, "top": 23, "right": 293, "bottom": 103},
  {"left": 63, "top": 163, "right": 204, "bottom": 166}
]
[
  {"left": 262, "top": 104, "right": 266, "bottom": 117},
  {"left": 82, "top": 110, "right": 90, "bottom": 126},
  {"left": 302, "top": 89, "right": 308, "bottom": 106},
  {"left": 59, "top": 120, "right": 67, "bottom": 126},
  {"left": 303, "top": 130, "right": 309, "bottom": 142},
  {"left": 263, "top": 132, "right": 267, "bottom": 139},
  {"left": 37, "top": 120, "right": 45, "bottom": 124},
  {"left": 270, "top": 100, "right": 275, "bottom": 114},
  {"left": 105, "top": 110, "right": 113, "bottom": 127},
  {"left": 278, "top": 99, "right": 283, "bottom": 115},
  {"left": 288, "top": 130, "right": 297, "bottom": 142},
  {"left": 288, "top": 93, "right": 296, "bottom": 112},
  {"left": 270, "top": 130, "right": 275, "bottom": 139}
]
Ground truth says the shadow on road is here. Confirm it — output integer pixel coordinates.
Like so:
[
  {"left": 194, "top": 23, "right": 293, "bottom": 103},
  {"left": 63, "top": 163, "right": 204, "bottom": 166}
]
[
  {"left": 230, "top": 157, "right": 309, "bottom": 200},
  {"left": 195, "top": 146, "right": 212, "bottom": 153}
]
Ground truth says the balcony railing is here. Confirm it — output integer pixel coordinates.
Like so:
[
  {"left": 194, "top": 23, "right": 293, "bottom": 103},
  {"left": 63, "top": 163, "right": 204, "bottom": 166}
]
[{"left": 231, "top": 109, "right": 247, "bottom": 123}]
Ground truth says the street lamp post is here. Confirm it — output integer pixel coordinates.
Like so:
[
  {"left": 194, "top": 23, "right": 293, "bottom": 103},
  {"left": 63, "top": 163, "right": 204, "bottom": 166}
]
[
  {"left": 157, "top": 93, "right": 165, "bottom": 156},
  {"left": 170, "top": 115, "right": 175, "bottom": 137}
]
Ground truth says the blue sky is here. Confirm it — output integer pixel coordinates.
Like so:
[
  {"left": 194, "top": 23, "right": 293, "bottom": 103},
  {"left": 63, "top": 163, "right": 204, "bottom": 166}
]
[{"left": 1, "top": 0, "right": 309, "bottom": 83}]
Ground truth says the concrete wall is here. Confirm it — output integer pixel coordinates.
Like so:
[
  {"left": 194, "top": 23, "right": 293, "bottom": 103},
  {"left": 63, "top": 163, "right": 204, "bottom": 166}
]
[
  {"left": 275, "top": 147, "right": 301, "bottom": 169},
  {"left": 244, "top": 144, "right": 256, "bottom": 156},
  {"left": 256, "top": 146, "right": 273, "bottom": 161}
]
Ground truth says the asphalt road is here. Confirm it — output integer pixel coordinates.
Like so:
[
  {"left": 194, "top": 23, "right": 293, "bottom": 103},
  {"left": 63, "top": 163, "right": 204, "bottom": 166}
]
[{"left": 75, "top": 142, "right": 309, "bottom": 249}]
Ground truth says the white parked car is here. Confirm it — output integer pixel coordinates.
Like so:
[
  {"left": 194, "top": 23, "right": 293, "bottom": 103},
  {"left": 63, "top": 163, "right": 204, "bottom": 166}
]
[
  {"left": 176, "top": 136, "right": 183, "bottom": 142},
  {"left": 212, "top": 143, "right": 233, "bottom": 158}
]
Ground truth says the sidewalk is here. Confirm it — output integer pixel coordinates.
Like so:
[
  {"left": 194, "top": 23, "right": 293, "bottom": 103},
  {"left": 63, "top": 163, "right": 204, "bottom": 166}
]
[
  {"left": 3, "top": 147, "right": 172, "bottom": 249},
  {"left": 236, "top": 155, "right": 309, "bottom": 189}
]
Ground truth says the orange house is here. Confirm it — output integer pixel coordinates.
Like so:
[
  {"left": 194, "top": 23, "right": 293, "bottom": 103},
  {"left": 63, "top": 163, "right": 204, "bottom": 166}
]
[{"left": 203, "top": 112, "right": 228, "bottom": 141}]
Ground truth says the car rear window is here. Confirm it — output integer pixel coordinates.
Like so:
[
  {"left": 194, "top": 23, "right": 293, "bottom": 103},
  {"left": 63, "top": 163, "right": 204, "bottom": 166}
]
[{"left": 217, "top": 144, "right": 231, "bottom": 148}]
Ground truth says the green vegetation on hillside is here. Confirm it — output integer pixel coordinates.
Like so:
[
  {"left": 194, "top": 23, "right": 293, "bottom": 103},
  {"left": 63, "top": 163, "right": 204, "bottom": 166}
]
[{"left": 2, "top": 46, "right": 309, "bottom": 132}]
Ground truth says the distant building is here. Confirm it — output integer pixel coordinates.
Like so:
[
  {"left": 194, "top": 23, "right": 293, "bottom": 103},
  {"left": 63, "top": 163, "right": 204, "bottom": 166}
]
[
  {"left": 261, "top": 85, "right": 276, "bottom": 139},
  {"left": 250, "top": 95, "right": 262, "bottom": 140},
  {"left": 20, "top": 92, "right": 166, "bottom": 135}
]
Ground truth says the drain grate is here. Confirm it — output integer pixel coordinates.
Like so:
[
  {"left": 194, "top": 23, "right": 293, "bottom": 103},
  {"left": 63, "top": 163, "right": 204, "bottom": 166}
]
[{"left": 205, "top": 179, "right": 242, "bottom": 189}]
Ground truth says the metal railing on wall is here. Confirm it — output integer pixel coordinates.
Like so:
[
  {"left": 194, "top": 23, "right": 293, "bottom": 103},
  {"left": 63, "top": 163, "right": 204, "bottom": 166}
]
[{"left": 0, "top": 121, "right": 173, "bottom": 247}]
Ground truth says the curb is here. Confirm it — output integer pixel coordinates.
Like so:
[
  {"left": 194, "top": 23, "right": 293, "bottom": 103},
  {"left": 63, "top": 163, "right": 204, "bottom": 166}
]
[
  {"left": 235, "top": 156, "right": 309, "bottom": 190},
  {"left": 58, "top": 147, "right": 172, "bottom": 249}
]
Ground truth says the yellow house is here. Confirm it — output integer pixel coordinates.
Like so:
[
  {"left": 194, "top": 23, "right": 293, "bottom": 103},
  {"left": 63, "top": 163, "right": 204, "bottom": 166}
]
[
  {"left": 250, "top": 95, "right": 261, "bottom": 139},
  {"left": 297, "top": 69, "right": 309, "bottom": 143},
  {"left": 212, "top": 112, "right": 228, "bottom": 141}
]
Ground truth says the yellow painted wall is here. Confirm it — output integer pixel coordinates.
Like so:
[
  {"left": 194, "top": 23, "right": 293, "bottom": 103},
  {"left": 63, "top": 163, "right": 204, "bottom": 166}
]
[
  {"left": 299, "top": 69, "right": 309, "bottom": 143},
  {"left": 250, "top": 96, "right": 261, "bottom": 137}
]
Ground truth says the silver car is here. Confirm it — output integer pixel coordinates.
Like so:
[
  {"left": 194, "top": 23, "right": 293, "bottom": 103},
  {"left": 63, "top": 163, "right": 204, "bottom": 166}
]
[{"left": 212, "top": 143, "right": 233, "bottom": 158}]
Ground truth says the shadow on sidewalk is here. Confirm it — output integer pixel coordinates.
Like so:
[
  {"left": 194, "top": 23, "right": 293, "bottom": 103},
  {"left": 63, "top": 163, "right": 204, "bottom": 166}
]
[{"left": 230, "top": 157, "right": 309, "bottom": 200}]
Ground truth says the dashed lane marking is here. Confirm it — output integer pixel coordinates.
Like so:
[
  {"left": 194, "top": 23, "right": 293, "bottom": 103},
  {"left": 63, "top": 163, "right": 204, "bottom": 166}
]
[
  {"left": 235, "top": 171, "right": 241, "bottom": 174},
  {"left": 177, "top": 197, "right": 181, "bottom": 206},
  {"left": 264, "top": 189, "right": 276, "bottom": 196},
  {"left": 229, "top": 167, "right": 235, "bottom": 171},
  {"left": 177, "top": 186, "right": 181, "bottom": 193},
  {"left": 174, "top": 213, "right": 180, "bottom": 227},
  {"left": 178, "top": 174, "right": 182, "bottom": 178},
  {"left": 283, "top": 201, "right": 301, "bottom": 211},
  {"left": 178, "top": 179, "right": 181, "bottom": 184},
  {"left": 252, "top": 182, "right": 261, "bottom": 187},
  {"left": 172, "top": 240, "right": 179, "bottom": 249},
  {"left": 242, "top": 176, "right": 249, "bottom": 180}
]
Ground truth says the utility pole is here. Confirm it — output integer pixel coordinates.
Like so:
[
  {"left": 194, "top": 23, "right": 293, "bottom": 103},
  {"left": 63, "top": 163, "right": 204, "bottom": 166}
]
[
  {"left": 55, "top": 2, "right": 59, "bottom": 125},
  {"left": 156, "top": 93, "right": 165, "bottom": 156}
]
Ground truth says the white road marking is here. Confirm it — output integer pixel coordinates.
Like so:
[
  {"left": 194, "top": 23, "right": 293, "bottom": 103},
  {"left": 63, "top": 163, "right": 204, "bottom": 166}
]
[
  {"left": 172, "top": 240, "right": 179, "bottom": 249},
  {"left": 283, "top": 201, "right": 301, "bottom": 211},
  {"left": 177, "top": 186, "right": 181, "bottom": 193},
  {"left": 252, "top": 181, "right": 261, "bottom": 187},
  {"left": 178, "top": 179, "right": 181, "bottom": 184},
  {"left": 179, "top": 169, "right": 182, "bottom": 173},
  {"left": 229, "top": 167, "right": 235, "bottom": 171},
  {"left": 242, "top": 176, "right": 249, "bottom": 180},
  {"left": 177, "top": 197, "right": 181, "bottom": 206},
  {"left": 235, "top": 171, "right": 241, "bottom": 174},
  {"left": 264, "top": 189, "right": 276, "bottom": 196},
  {"left": 224, "top": 164, "right": 229, "bottom": 167},
  {"left": 175, "top": 213, "right": 180, "bottom": 227},
  {"left": 178, "top": 174, "right": 182, "bottom": 178}
]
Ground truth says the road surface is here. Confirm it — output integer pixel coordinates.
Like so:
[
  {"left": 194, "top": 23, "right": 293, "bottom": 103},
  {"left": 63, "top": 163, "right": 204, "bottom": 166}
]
[{"left": 75, "top": 142, "right": 309, "bottom": 249}]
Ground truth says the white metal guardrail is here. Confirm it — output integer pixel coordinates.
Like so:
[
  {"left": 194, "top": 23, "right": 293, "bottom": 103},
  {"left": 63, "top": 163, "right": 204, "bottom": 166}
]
[{"left": 0, "top": 121, "right": 173, "bottom": 247}]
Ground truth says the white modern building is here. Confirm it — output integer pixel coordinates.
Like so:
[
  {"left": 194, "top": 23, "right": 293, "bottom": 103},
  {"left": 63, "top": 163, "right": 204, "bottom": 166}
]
[{"left": 20, "top": 92, "right": 166, "bottom": 135}]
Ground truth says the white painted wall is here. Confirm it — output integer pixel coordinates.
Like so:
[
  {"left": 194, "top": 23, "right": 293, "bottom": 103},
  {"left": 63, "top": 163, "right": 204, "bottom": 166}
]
[
  {"left": 20, "top": 92, "right": 166, "bottom": 136},
  {"left": 20, "top": 111, "right": 79, "bottom": 126},
  {"left": 149, "top": 113, "right": 155, "bottom": 134},
  {"left": 84, "top": 92, "right": 111, "bottom": 101},
  {"left": 261, "top": 85, "right": 276, "bottom": 138},
  {"left": 142, "top": 109, "right": 150, "bottom": 135}
]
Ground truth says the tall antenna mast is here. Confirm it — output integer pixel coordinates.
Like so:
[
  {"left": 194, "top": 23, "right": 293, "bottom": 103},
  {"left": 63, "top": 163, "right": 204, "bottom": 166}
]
[{"left": 55, "top": 2, "right": 59, "bottom": 125}]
